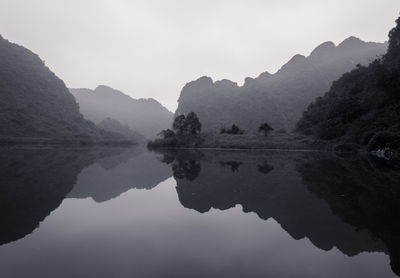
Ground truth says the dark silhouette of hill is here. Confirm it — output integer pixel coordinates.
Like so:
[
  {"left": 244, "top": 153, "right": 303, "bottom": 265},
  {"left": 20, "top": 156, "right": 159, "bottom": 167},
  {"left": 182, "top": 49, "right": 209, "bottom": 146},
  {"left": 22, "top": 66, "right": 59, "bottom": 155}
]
[
  {"left": 0, "top": 147, "right": 122, "bottom": 245},
  {"left": 297, "top": 17, "right": 400, "bottom": 151},
  {"left": 70, "top": 85, "right": 173, "bottom": 139},
  {"left": 0, "top": 36, "right": 116, "bottom": 140},
  {"left": 176, "top": 37, "right": 387, "bottom": 133},
  {"left": 156, "top": 150, "right": 389, "bottom": 261},
  {"left": 68, "top": 148, "right": 172, "bottom": 202},
  {"left": 297, "top": 154, "right": 400, "bottom": 276}
]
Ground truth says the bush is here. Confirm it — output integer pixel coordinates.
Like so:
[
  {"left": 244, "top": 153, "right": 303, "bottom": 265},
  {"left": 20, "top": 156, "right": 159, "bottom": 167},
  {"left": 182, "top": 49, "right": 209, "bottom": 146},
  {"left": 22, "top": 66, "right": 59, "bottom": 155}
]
[
  {"left": 158, "top": 129, "right": 176, "bottom": 139},
  {"left": 224, "top": 124, "right": 244, "bottom": 135}
]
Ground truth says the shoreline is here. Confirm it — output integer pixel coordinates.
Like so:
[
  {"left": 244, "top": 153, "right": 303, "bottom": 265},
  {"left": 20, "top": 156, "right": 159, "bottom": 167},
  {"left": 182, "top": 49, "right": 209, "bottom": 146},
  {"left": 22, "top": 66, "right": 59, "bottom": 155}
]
[
  {"left": 148, "top": 132, "right": 400, "bottom": 158},
  {"left": 0, "top": 137, "right": 137, "bottom": 146},
  {"left": 148, "top": 146, "right": 333, "bottom": 153}
]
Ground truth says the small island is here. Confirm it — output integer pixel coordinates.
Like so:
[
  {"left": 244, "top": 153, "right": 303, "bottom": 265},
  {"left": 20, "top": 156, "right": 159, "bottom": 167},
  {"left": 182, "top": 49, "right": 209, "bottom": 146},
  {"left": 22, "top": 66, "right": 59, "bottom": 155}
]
[{"left": 148, "top": 112, "right": 332, "bottom": 151}]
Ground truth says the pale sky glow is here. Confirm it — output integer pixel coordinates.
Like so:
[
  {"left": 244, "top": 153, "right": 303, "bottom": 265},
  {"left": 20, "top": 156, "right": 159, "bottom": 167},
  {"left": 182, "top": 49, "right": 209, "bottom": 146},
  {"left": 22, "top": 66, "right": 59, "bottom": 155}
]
[{"left": 1, "top": 0, "right": 399, "bottom": 111}]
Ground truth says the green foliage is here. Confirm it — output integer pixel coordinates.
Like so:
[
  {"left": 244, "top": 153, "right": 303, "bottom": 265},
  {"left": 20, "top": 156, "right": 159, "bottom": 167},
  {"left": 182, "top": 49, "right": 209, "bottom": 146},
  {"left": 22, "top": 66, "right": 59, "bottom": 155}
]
[
  {"left": 297, "top": 16, "right": 400, "bottom": 150},
  {"left": 259, "top": 123, "right": 274, "bottom": 136}
]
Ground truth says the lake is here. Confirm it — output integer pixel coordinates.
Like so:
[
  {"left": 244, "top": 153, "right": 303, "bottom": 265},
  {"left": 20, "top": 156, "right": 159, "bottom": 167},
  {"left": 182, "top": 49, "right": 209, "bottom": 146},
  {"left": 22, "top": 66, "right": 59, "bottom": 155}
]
[{"left": 0, "top": 146, "right": 399, "bottom": 278}]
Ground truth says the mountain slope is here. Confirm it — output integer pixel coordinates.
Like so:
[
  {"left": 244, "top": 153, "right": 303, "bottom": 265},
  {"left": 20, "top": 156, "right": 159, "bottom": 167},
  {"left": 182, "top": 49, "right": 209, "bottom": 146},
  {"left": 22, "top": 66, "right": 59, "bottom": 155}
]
[
  {"left": 297, "top": 17, "right": 400, "bottom": 151},
  {"left": 70, "top": 86, "right": 173, "bottom": 139},
  {"left": 176, "top": 37, "right": 387, "bottom": 133},
  {"left": 0, "top": 35, "right": 112, "bottom": 140},
  {"left": 97, "top": 118, "right": 146, "bottom": 144}
]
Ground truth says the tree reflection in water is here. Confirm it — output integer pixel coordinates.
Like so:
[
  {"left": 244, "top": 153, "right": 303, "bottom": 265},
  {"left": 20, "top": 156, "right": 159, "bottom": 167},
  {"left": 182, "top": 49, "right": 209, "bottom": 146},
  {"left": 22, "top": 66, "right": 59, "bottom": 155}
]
[{"left": 155, "top": 149, "right": 400, "bottom": 277}]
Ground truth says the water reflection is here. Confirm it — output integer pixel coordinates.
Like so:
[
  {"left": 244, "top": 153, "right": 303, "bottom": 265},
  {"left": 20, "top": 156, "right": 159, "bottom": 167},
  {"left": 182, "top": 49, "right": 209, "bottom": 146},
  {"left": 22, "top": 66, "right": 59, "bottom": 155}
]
[
  {"left": 220, "top": 161, "right": 243, "bottom": 172},
  {"left": 0, "top": 146, "right": 123, "bottom": 245},
  {"left": 0, "top": 146, "right": 399, "bottom": 277},
  {"left": 0, "top": 146, "right": 171, "bottom": 245},
  {"left": 297, "top": 154, "right": 400, "bottom": 276},
  {"left": 155, "top": 149, "right": 400, "bottom": 276},
  {"left": 68, "top": 148, "right": 171, "bottom": 202}
]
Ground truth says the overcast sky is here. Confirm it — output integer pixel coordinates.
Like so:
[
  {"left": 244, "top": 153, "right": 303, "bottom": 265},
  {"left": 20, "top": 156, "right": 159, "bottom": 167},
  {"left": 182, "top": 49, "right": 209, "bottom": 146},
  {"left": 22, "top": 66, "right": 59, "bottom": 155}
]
[{"left": 1, "top": 0, "right": 399, "bottom": 111}]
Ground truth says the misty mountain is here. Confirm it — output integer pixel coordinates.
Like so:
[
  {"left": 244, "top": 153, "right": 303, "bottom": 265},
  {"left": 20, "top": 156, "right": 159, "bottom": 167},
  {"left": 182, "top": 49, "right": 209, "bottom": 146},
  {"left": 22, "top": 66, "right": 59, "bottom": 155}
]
[
  {"left": 0, "top": 35, "right": 115, "bottom": 140},
  {"left": 297, "top": 17, "right": 400, "bottom": 150},
  {"left": 176, "top": 37, "right": 387, "bottom": 133},
  {"left": 70, "top": 85, "right": 173, "bottom": 139},
  {"left": 98, "top": 117, "right": 146, "bottom": 144}
]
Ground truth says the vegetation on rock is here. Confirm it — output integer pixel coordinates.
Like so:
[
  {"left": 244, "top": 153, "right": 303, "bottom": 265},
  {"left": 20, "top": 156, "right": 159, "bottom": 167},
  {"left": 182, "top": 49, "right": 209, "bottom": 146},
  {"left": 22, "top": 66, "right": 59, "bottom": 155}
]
[
  {"left": 297, "top": 16, "right": 400, "bottom": 151},
  {"left": 0, "top": 35, "right": 119, "bottom": 141},
  {"left": 175, "top": 38, "right": 387, "bottom": 133}
]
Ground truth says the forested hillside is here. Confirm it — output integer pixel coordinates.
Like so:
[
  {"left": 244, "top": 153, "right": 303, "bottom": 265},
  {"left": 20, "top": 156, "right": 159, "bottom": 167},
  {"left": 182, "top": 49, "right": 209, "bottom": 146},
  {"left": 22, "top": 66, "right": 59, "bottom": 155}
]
[
  {"left": 297, "top": 17, "right": 400, "bottom": 151},
  {"left": 0, "top": 35, "right": 114, "bottom": 140}
]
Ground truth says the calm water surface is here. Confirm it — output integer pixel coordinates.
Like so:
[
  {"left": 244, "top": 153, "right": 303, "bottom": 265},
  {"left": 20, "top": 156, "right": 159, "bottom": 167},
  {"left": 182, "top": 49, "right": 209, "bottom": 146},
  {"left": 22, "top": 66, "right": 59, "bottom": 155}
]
[{"left": 0, "top": 146, "right": 399, "bottom": 278}]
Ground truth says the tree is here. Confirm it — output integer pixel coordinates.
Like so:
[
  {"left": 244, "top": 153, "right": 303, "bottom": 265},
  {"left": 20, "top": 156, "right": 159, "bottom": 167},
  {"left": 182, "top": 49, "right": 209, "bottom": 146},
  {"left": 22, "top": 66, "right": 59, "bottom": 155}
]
[
  {"left": 173, "top": 115, "right": 186, "bottom": 135},
  {"left": 385, "top": 15, "right": 400, "bottom": 66},
  {"left": 159, "top": 129, "right": 176, "bottom": 139},
  {"left": 185, "top": 112, "right": 202, "bottom": 135},
  {"left": 259, "top": 123, "right": 274, "bottom": 136},
  {"left": 226, "top": 124, "right": 244, "bottom": 135}
]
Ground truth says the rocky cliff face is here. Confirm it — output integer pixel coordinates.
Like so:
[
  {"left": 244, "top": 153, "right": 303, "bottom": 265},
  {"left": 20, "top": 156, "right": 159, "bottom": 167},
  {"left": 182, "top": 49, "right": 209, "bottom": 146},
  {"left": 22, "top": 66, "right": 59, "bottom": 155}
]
[
  {"left": 0, "top": 35, "right": 108, "bottom": 139},
  {"left": 176, "top": 37, "right": 387, "bottom": 133},
  {"left": 70, "top": 85, "right": 173, "bottom": 139}
]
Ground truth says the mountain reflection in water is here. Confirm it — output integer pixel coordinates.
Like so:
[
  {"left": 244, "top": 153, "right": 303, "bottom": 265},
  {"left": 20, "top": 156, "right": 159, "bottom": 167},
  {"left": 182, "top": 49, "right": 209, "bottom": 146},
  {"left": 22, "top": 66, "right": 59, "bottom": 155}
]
[
  {"left": 156, "top": 149, "right": 400, "bottom": 276},
  {"left": 0, "top": 146, "right": 399, "bottom": 278}
]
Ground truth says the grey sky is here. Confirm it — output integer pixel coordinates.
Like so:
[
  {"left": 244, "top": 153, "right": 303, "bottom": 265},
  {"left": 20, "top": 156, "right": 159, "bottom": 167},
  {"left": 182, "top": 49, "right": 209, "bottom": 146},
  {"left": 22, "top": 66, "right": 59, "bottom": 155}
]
[{"left": 1, "top": 0, "right": 399, "bottom": 111}]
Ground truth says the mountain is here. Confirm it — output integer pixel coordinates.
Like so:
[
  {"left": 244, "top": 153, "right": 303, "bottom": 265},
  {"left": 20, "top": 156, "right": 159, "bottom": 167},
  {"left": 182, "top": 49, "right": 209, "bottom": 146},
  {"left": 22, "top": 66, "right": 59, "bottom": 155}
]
[
  {"left": 297, "top": 17, "right": 400, "bottom": 151},
  {"left": 0, "top": 35, "right": 114, "bottom": 140},
  {"left": 97, "top": 117, "right": 146, "bottom": 144},
  {"left": 175, "top": 37, "right": 387, "bottom": 133},
  {"left": 70, "top": 85, "right": 173, "bottom": 139}
]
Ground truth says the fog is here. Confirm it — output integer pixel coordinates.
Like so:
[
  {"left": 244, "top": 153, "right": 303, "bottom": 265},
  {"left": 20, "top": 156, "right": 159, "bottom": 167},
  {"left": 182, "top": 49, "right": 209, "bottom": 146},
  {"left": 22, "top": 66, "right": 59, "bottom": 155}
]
[{"left": 1, "top": 0, "right": 399, "bottom": 111}]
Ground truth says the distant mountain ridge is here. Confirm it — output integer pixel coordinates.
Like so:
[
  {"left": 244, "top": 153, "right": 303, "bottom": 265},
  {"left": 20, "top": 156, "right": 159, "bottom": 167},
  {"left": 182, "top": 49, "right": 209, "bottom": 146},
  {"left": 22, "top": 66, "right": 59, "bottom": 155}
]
[
  {"left": 0, "top": 35, "right": 114, "bottom": 140},
  {"left": 70, "top": 85, "right": 173, "bottom": 139},
  {"left": 176, "top": 37, "right": 388, "bottom": 133}
]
